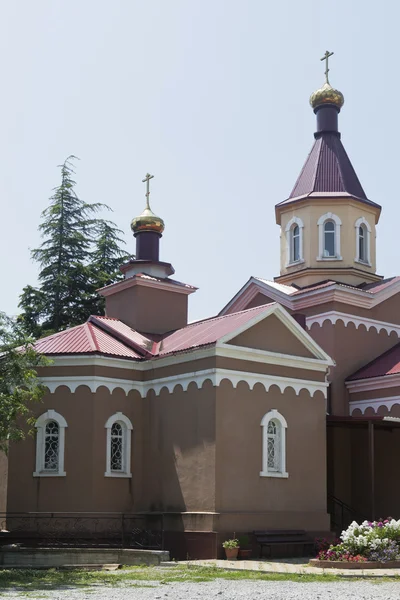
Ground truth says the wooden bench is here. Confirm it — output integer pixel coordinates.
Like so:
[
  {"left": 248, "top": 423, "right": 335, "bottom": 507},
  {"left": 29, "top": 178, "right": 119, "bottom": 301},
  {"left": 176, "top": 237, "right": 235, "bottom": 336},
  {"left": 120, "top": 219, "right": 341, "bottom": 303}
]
[{"left": 254, "top": 529, "right": 314, "bottom": 559}]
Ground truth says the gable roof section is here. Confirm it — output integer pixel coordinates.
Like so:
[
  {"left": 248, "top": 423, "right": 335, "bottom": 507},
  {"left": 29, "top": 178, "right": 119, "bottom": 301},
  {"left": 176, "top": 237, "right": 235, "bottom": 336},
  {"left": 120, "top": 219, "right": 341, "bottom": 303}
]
[
  {"left": 219, "top": 275, "right": 400, "bottom": 315},
  {"left": 347, "top": 343, "right": 400, "bottom": 381},
  {"left": 33, "top": 321, "right": 143, "bottom": 359},
  {"left": 158, "top": 303, "right": 275, "bottom": 355},
  {"left": 217, "top": 302, "right": 333, "bottom": 363},
  {"left": 276, "top": 134, "right": 380, "bottom": 209}
]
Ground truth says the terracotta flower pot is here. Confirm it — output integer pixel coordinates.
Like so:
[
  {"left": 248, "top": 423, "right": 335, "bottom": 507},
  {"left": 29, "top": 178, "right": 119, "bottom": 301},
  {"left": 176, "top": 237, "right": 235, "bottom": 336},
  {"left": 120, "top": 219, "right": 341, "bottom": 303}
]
[{"left": 224, "top": 547, "right": 239, "bottom": 560}]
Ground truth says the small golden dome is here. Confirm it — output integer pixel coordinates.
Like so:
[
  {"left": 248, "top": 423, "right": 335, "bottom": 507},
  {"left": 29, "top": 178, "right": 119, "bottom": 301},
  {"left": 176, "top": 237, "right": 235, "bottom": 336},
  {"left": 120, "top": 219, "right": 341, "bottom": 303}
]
[
  {"left": 131, "top": 206, "right": 165, "bottom": 235},
  {"left": 310, "top": 82, "right": 344, "bottom": 110}
]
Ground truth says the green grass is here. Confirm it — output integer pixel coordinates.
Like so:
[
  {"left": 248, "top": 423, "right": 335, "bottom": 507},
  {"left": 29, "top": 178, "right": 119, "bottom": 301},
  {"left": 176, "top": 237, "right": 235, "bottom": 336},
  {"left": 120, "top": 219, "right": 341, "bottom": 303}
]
[{"left": 0, "top": 564, "right": 354, "bottom": 591}]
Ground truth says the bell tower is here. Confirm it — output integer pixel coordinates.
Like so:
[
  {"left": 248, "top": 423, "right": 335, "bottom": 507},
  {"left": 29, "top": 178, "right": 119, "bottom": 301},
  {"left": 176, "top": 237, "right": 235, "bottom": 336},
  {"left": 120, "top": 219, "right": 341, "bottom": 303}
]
[
  {"left": 99, "top": 173, "right": 196, "bottom": 334},
  {"left": 275, "top": 52, "right": 382, "bottom": 288}
]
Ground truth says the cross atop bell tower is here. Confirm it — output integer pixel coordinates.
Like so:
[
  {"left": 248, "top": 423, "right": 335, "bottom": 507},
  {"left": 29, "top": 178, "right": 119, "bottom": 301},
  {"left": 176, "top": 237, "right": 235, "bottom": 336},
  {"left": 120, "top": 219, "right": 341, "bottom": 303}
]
[{"left": 321, "top": 50, "right": 334, "bottom": 83}]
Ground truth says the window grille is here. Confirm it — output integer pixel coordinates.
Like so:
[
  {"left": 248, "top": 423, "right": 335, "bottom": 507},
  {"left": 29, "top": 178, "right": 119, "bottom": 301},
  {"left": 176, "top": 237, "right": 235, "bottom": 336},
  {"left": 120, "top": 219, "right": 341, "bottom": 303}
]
[
  {"left": 260, "top": 410, "right": 288, "bottom": 478},
  {"left": 44, "top": 420, "right": 59, "bottom": 471},
  {"left": 267, "top": 419, "right": 280, "bottom": 472},
  {"left": 111, "top": 422, "right": 124, "bottom": 471}
]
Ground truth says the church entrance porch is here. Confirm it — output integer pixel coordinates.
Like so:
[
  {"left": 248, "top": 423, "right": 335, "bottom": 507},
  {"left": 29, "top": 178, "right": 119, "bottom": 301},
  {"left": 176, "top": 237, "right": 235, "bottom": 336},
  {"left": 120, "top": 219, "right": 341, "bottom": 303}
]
[{"left": 327, "top": 416, "right": 400, "bottom": 533}]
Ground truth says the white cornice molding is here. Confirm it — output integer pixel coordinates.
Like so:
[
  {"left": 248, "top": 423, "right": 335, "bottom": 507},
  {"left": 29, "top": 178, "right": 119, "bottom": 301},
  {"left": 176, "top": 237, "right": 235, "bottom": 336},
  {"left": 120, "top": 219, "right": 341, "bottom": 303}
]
[
  {"left": 216, "top": 343, "right": 331, "bottom": 371},
  {"left": 350, "top": 396, "right": 400, "bottom": 415},
  {"left": 99, "top": 275, "right": 195, "bottom": 298},
  {"left": 346, "top": 373, "right": 400, "bottom": 393},
  {"left": 41, "top": 367, "right": 328, "bottom": 399},
  {"left": 306, "top": 311, "right": 400, "bottom": 337}
]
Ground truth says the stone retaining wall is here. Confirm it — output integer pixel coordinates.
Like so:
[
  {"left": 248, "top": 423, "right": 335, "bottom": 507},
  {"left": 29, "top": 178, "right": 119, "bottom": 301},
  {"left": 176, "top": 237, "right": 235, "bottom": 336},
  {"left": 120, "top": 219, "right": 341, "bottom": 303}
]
[{"left": 0, "top": 547, "right": 169, "bottom": 568}]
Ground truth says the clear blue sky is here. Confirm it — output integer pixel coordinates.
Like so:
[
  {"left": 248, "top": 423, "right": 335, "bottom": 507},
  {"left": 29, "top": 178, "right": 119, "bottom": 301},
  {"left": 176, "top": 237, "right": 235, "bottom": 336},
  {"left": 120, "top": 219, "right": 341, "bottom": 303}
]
[{"left": 1, "top": 0, "right": 398, "bottom": 322}]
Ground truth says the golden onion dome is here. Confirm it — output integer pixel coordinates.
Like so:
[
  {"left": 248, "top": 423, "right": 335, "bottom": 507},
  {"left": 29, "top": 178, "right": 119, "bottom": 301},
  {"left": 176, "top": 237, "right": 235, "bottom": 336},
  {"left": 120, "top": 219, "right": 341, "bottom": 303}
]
[
  {"left": 310, "top": 81, "right": 344, "bottom": 111},
  {"left": 131, "top": 206, "right": 165, "bottom": 235}
]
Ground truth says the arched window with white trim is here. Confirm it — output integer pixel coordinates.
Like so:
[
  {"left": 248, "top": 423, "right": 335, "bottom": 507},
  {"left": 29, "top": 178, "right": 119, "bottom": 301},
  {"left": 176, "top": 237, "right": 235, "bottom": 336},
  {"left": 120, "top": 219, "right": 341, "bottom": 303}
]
[
  {"left": 285, "top": 216, "right": 304, "bottom": 265},
  {"left": 317, "top": 213, "right": 342, "bottom": 260},
  {"left": 105, "top": 412, "right": 133, "bottom": 478},
  {"left": 260, "top": 410, "right": 288, "bottom": 478},
  {"left": 355, "top": 217, "right": 371, "bottom": 265},
  {"left": 34, "top": 410, "right": 67, "bottom": 477}
]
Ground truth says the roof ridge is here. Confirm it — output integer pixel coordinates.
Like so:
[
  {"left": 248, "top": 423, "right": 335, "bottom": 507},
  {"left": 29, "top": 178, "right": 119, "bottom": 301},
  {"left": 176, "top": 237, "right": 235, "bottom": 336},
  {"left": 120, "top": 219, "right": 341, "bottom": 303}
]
[
  {"left": 86, "top": 322, "right": 101, "bottom": 352},
  {"left": 88, "top": 315, "right": 153, "bottom": 358},
  {"left": 312, "top": 136, "right": 323, "bottom": 193}
]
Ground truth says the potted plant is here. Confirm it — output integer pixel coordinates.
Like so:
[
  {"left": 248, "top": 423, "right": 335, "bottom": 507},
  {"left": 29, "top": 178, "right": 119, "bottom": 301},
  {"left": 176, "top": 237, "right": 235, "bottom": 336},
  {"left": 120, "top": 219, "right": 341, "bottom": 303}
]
[
  {"left": 222, "top": 538, "right": 240, "bottom": 560},
  {"left": 238, "top": 535, "right": 252, "bottom": 560}
]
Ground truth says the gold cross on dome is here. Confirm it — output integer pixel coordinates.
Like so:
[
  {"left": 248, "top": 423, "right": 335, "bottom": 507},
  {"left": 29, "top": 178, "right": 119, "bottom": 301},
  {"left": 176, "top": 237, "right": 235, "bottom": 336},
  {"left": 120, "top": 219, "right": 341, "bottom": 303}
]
[
  {"left": 320, "top": 50, "right": 334, "bottom": 84},
  {"left": 142, "top": 172, "right": 154, "bottom": 208}
]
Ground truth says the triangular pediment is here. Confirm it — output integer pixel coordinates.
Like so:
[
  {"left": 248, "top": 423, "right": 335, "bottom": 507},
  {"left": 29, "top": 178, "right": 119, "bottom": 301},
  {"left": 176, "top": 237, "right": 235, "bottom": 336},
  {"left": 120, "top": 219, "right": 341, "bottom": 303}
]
[
  {"left": 226, "top": 313, "right": 314, "bottom": 358},
  {"left": 219, "top": 304, "right": 333, "bottom": 364}
]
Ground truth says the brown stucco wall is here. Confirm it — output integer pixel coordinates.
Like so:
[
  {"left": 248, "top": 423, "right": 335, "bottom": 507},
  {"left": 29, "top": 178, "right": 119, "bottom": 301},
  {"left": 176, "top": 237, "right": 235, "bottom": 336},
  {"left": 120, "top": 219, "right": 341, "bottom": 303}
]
[
  {"left": 105, "top": 284, "right": 188, "bottom": 334},
  {"left": 308, "top": 320, "right": 399, "bottom": 415},
  {"left": 228, "top": 314, "right": 315, "bottom": 358},
  {"left": 140, "top": 382, "right": 216, "bottom": 513},
  {"left": 6, "top": 386, "right": 141, "bottom": 513},
  {"left": 214, "top": 379, "right": 329, "bottom": 532}
]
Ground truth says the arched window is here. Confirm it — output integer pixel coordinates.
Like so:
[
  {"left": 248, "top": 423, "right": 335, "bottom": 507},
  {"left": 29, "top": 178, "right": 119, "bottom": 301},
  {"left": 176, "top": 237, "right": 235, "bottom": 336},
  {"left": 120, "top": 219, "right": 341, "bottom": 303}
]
[
  {"left": 285, "top": 217, "right": 304, "bottom": 265},
  {"left": 260, "top": 410, "right": 288, "bottom": 478},
  {"left": 355, "top": 217, "right": 371, "bottom": 265},
  {"left": 44, "top": 421, "right": 59, "bottom": 471},
  {"left": 292, "top": 225, "right": 300, "bottom": 262},
  {"left": 105, "top": 412, "right": 133, "bottom": 478},
  {"left": 323, "top": 221, "right": 335, "bottom": 257},
  {"left": 317, "top": 213, "right": 342, "bottom": 260},
  {"left": 34, "top": 410, "right": 67, "bottom": 477}
]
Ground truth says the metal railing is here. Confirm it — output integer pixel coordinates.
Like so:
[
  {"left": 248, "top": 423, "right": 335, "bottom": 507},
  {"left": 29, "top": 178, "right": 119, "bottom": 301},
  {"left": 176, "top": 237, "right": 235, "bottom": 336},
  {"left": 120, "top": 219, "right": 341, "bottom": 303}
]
[
  {"left": 0, "top": 512, "right": 164, "bottom": 550},
  {"left": 327, "top": 495, "right": 368, "bottom": 534}
]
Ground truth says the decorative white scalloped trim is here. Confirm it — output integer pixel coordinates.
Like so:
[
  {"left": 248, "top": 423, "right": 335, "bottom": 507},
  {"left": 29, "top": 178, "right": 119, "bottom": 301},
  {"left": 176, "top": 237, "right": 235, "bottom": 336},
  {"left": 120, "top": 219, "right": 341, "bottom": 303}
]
[
  {"left": 41, "top": 368, "right": 328, "bottom": 399},
  {"left": 306, "top": 311, "right": 400, "bottom": 336},
  {"left": 350, "top": 397, "right": 400, "bottom": 415}
]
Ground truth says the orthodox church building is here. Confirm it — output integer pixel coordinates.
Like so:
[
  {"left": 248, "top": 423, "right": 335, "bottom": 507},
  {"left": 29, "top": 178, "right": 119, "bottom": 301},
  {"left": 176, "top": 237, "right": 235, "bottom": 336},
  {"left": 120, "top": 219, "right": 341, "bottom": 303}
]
[{"left": 2, "top": 56, "right": 400, "bottom": 559}]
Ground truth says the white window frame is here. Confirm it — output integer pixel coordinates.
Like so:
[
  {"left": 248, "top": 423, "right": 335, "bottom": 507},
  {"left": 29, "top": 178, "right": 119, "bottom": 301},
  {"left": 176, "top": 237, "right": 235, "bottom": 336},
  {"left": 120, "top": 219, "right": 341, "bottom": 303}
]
[
  {"left": 354, "top": 217, "right": 371, "bottom": 266},
  {"left": 33, "top": 410, "right": 67, "bottom": 477},
  {"left": 105, "top": 412, "right": 133, "bottom": 478},
  {"left": 317, "top": 212, "right": 342, "bottom": 261},
  {"left": 285, "top": 216, "right": 304, "bottom": 266},
  {"left": 260, "top": 409, "right": 288, "bottom": 478}
]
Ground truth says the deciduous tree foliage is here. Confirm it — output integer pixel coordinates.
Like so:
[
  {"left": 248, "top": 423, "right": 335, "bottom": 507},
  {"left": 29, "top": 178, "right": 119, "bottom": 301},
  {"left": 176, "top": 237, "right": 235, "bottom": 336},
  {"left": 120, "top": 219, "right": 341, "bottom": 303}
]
[
  {"left": 0, "top": 313, "right": 48, "bottom": 453},
  {"left": 18, "top": 156, "right": 129, "bottom": 337}
]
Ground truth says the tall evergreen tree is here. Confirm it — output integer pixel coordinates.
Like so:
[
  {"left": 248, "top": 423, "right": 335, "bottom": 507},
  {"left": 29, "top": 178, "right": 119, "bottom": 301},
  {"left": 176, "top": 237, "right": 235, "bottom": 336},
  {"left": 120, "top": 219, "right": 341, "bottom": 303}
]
[
  {"left": 87, "top": 220, "right": 130, "bottom": 315},
  {"left": 19, "top": 156, "right": 127, "bottom": 337}
]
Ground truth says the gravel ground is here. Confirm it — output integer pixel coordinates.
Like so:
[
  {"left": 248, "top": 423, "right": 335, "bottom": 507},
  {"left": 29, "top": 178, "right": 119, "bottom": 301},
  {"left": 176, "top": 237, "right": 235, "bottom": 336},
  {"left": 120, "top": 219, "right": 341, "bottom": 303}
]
[{"left": 1, "top": 580, "right": 400, "bottom": 600}]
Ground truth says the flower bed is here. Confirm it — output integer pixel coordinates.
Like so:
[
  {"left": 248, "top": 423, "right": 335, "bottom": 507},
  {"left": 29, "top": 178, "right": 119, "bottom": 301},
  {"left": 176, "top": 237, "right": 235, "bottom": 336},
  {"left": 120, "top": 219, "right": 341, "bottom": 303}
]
[{"left": 310, "top": 518, "right": 400, "bottom": 568}]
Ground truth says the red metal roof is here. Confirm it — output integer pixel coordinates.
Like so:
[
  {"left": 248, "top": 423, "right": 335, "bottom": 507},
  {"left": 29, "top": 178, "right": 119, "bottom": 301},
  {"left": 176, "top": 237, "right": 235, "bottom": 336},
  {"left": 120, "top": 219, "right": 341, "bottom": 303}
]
[
  {"left": 347, "top": 343, "right": 400, "bottom": 381},
  {"left": 34, "top": 322, "right": 142, "bottom": 359},
  {"left": 33, "top": 303, "right": 275, "bottom": 360},
  {"left": 159, "top": 303, "right": 274, "bottom": 356},
  {"left": 361, "top": 277, "right": 400, "bottom": 294},
  {"left": 277, "top": 133, "right": 380, "bottom": 208}
]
